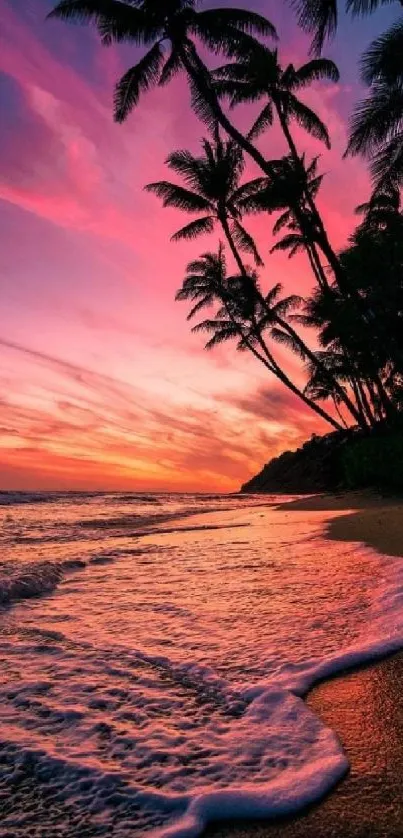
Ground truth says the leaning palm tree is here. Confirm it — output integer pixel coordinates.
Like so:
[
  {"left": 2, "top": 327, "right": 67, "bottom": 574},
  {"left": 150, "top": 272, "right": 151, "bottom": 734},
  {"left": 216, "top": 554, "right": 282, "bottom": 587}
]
[
  {"left": 213, "top": 45, "right": 338, "bottom": 150},
  {"left": 48, "top": 0, "right": 279, "bottom": 172},
  {"left": 152, "top": 136, "right": 364, "bottom": 425},
  {"left": 50, "top": 0, "right": 347, "bottom": 293},
  {"left": 177, "top": 246, "right": 344, "bottom": 429},
  {"left": 213, "top": 44, "right": 345, "bottom": 290},
  {"left": 145, "top": 129, "right": 263, "bottom": 268}
]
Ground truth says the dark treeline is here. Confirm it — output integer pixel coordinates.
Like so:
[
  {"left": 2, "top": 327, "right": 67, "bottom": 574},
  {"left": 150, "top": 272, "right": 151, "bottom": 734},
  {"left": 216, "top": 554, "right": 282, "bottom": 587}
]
[{"left": 48, "top": 0, "right": 403, "bottom": 439}]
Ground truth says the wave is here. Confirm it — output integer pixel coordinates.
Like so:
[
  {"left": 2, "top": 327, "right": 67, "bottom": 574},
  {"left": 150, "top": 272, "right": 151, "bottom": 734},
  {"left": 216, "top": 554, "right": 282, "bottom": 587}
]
[
  {"left": 0, "top": 490, "right": 109, "bottom": 507},
  {"left": 0, "top": 491, "right": 61, "bottom": 507},
  {"left": 0, "top": 561, "right": 63, "bottom": 604},
  {"left": 3, "top": 546, "right": 403, "bottom": 837}
]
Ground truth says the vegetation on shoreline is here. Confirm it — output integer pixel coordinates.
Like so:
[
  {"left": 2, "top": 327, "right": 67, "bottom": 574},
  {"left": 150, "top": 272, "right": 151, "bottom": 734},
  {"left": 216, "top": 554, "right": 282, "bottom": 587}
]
[
  {"left": 48, "top": 1, "right": 403, "bottom": 471},
  {"left": 241, "top": 424, "right": 403, "bottom": 494}
]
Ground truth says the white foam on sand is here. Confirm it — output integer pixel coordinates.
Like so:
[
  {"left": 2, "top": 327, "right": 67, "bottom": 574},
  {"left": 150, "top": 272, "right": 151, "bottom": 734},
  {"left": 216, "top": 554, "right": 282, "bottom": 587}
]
[
  {"left": 146, "top": 546, "right": 403, "bottom": 838},
  {"left": 3, "top": 498, "right": 403, "bottom": 837}
]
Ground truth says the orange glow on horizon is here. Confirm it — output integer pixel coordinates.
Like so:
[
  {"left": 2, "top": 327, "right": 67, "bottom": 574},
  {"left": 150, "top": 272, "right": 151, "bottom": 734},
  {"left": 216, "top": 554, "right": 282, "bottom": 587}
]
[{"left": 0, "top": 0, "right": 389, "bottom": 491}]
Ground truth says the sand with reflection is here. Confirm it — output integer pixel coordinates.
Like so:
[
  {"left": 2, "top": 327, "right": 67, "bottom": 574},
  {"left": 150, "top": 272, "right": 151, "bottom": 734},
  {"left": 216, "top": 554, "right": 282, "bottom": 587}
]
[{"left": 208, "top": 491, "right": 403, "bottom": 838}]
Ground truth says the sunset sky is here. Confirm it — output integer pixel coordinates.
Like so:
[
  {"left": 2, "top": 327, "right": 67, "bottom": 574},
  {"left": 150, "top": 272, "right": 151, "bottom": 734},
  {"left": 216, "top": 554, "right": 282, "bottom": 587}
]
[{"left": 0, "top": 0, "right": 398, "bottom": 492}]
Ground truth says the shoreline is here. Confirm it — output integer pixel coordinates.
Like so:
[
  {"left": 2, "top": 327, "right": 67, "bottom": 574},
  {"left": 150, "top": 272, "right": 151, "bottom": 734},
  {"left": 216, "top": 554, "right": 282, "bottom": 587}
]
[{"left": 207, "top": 491, "right": 403, "bottom": 838}]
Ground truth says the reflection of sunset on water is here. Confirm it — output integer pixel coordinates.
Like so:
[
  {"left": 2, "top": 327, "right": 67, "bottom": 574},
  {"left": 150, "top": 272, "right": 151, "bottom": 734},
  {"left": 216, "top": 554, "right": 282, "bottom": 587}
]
[{"left": 1, "top": 493, "right": 403, "bottom": 834}]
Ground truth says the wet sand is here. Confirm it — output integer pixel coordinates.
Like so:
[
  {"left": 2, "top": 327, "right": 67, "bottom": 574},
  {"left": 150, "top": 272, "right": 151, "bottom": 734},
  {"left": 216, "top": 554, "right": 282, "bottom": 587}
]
[{"left": 208, "top": 492, "right": 403, "bottom": 838}]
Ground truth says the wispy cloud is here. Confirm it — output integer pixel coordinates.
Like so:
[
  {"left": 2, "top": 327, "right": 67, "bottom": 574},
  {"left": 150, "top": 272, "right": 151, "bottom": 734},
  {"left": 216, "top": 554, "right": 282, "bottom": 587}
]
[{"left": 0, "top": 0, "right": 383, "bottom": 490}]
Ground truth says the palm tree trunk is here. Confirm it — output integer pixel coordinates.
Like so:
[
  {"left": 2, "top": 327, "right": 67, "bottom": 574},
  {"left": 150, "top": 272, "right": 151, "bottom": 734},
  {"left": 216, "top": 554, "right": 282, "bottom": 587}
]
[
  {"left": 234, "top": 316, "right": 344, "bottom": 431},
  {"left": 373, "top": 373, "right": 397, "bottom": 422},
  {"left": 273, "top": 101, "right": 351, "bottom": 294},
  {"left": 220, "top": 213, "right": 365, "bottom": 428},
  {"left": 218, "top": 217, "right": 347, "bottom": 430},
  {"left": 179, "top": 44, "right": 280, "bottom": 181},
  {"left": 333, "top": 397, "right": 349, "bottom": 429},
  {"left": 277, "top": 318, "right": 368, "bottom": 428},
  {"left": 180, "top": 41, "right": 352, "bottom": 299},
  {"left": 356, "top": 377, "right": 377, "bottom": 427},
  {"left": 305, "top": 238, "right": 329, "bottom": 291}
]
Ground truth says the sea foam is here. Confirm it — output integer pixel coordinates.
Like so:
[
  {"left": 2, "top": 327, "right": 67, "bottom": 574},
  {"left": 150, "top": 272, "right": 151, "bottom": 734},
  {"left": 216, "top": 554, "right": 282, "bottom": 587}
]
[{"left": 1, "top": 494, "right": 403, "bottom": 836}]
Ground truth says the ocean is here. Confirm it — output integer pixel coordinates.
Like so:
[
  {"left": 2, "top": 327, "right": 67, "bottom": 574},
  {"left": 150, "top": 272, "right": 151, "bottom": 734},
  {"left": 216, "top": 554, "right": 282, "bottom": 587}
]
[{"left": 0, "top": 491, "right": 402, "bottom": 837}]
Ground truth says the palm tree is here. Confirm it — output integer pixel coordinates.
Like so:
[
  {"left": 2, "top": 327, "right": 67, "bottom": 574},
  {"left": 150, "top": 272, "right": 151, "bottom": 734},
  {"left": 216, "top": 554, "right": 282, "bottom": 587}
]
[
  {"left": 290, "top": 0, "right": 403, "bottom": 55},
  {"left": 150, "top": 134, "right": 364, "bottom": 426},
  {"left": 291, "top": 1, "right": 403, "bottom": 186},
  {"left": 238, "top": 155, "right": 329, "bottom": 291},
  {"left": 48, "top": 0, "right": 281, "bottom": 173},
  {"left": 297, "top": 288, "right": 380, "bottom": 426},
  {"left": 340, "top": 194, "right": 403, "bottom": 404},
  {"left": 214, "top": 45, "right": 338, "bottom": 150},
  {"left": 145, "top": 129, "right": 263, "bottom": 269},
  {"left": 213, "top": 44, "right": 347, "bottom": 291},
  {"left": 177, "top": 246, "right": 344, "bottom": 430},
  {"left": 50, "top": 0, "right": 349, "bottom": 296},
  {"left": 304, "top": 356, "right": 350, "bottom": 428}
]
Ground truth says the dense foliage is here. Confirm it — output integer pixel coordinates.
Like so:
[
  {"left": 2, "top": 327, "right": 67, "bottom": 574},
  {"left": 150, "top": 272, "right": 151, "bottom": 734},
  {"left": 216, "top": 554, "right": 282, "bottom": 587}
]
[{"left": 49, "top": 0, "right": 403, "bottom": 446}]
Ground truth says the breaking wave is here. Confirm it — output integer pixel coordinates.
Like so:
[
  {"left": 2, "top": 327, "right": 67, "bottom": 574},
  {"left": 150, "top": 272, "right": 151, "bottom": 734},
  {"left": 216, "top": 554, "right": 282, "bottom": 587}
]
[
  {"left": 0, "top": 561, "right": 63, "bottom": 604},
  {"left": 2, "top": 492, "right": 403, "bottom": 836}
]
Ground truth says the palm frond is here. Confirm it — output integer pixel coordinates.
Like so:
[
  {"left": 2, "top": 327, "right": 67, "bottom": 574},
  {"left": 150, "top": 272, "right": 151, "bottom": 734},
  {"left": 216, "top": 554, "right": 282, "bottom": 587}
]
[
  {"left": 172, "top": 216, "right": 215, "bottom": 241},
  {"left": 360, "top": 20, "right": 403, "bottom": 86},
  {"left": 114, "top": 42, "right": 164, "bottom": 122},
  {"left": 186, "top": 296, "right": 215, "bottom": 321},
  {"left": 48, "top": 1, "right": 157, "bottom": 46},
  {"left": 371, "top": 132, "right": 403, "bottom": 188},
  {"left": 270, "top": 327, "right": 307, "bottom": 359},
  {"left": 188, "top": 74, "right": 218, "bottom": 131},
  {"left": 265, "top": 283, "right": 283, "bottom": 307},
  {"left": 285, "top": 94, "right": 331, "bottom": 147},
  {"left": 159, "top": 49, "right": 183, "bottom": 86},
  {"left": 291, "top": 58, "right": 340, "bottom": 88},
  {"left": 231, "top": 220, "right": 264, "bottom": 266},
  {"left": 248, "top": 103, "right": 274, "bottom": 141},
  {"left": 347, "top": 83, "right": 403, "bottom": 156},
  {"left": 270, "top": 233, "right": 306, "bottom": 256},
  {"left": 272, "top": 210, "right": 293, "bottom": 235},
  {"left": 144, "top": 181, "right": 214, "bottom": 212},
  {"left": 196, "top": 8, "right": 278, "bottom": 40},
  {"left": 346, "top": 0, "right": 397, "bottom": 15},
  {"left": 290, "top": 0, "right": 338, "bottom": 55}
]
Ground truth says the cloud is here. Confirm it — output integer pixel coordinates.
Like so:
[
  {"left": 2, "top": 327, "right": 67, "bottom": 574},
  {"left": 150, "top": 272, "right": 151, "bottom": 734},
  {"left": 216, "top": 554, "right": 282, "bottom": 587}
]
[
  {"left": 0, "top": 338, "right": 283, "bottom": 490},
  {"left": 0, "top": 0, "right": 383, "bottom": 491}
]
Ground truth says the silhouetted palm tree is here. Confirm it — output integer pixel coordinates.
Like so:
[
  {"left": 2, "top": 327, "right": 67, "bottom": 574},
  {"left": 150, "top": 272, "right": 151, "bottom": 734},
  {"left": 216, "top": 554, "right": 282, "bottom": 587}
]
[
  {"left": 297, "top": 289, "right": 379, "bottom": 426},
  {"left": 177, "top": 246, "right": 344, "bottom": 429},
  {"left": 213, "top": 44, "right": 346, "bottom": 290},
  {"left": 153, "top": 135, "right": 362, "bottom": 425},
  {"left": 48, "top": 0, "right": 280, "bottom": 172},
  {"left": 239, "top": 155, "right": 329, "bottom": 291},
  {"left": 145, "top": 129, "right": 263, "bottom": 268},
  {"left": 290, "top": 0, "right": 403, "bottom": 185},
  {"left": 50, "top": 0, "right": 349, "bottom": 296},
  {"left": 214, "top": 45, "right": 338, "bottom": 148}
]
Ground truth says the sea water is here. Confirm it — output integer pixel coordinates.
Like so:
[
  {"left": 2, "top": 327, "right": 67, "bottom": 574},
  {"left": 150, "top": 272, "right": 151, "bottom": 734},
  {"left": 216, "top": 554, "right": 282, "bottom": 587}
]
[{"left": 0, "top": 491, "right": 402, "bottom": 837}]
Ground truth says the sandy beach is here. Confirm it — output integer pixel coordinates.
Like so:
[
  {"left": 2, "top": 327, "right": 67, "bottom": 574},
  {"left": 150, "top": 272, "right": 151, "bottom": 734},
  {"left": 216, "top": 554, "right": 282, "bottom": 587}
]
[{"left": 207, "top": 491, "right": 403, "bottom": 838}]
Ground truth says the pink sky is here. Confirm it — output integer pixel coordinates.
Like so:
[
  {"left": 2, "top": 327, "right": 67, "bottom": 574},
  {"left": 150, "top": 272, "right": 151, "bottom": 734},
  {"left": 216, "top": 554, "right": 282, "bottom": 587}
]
[{"left": 0, "top": 0, "right": 398, "bottom": 491}]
